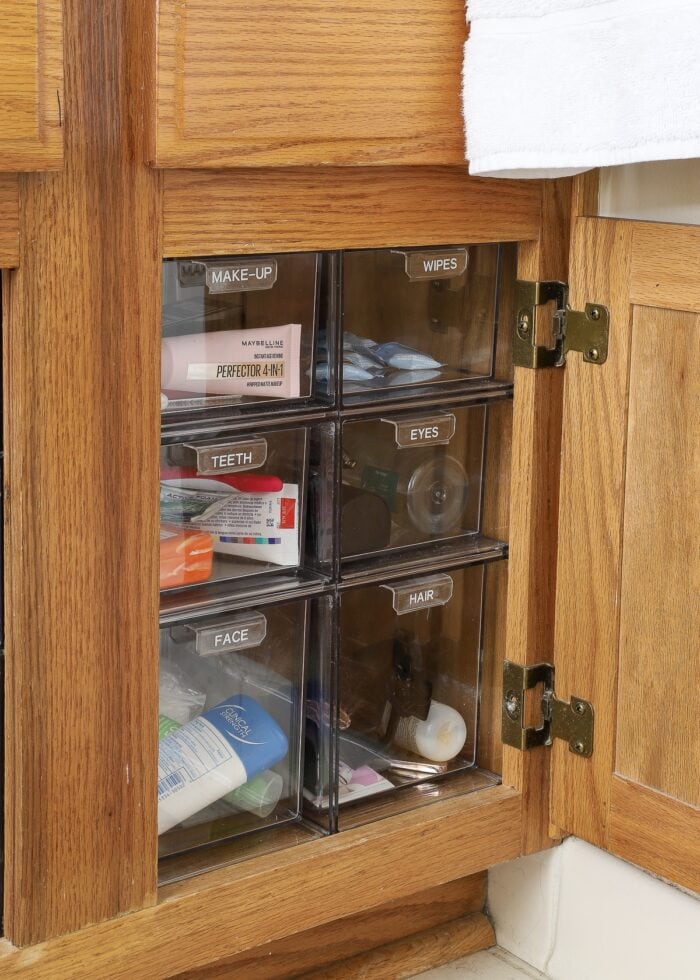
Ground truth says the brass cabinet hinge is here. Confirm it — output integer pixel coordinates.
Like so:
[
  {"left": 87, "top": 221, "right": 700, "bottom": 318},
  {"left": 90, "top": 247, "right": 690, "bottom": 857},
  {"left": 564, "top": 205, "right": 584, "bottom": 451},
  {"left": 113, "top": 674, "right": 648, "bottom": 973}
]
[
  {"left": 514, "top": 280, "right": 610, "bottom": 369},
  {"left": 502, "top": 661, "right": 594, "bottom": 757}
]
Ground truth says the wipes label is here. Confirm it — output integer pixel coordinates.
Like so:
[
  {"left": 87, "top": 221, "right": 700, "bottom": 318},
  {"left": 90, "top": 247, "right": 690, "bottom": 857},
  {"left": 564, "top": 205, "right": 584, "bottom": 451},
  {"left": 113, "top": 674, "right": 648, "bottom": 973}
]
[{"left": 404, "top": 249, "right": 468, "bottom": 281}]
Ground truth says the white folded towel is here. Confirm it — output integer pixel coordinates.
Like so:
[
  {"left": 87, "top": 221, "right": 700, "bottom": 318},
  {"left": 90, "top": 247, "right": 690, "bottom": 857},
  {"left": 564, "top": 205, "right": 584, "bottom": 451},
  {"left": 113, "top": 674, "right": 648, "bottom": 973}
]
[{"left": 463, "top": 0, "right": 700, "bottom": 178}]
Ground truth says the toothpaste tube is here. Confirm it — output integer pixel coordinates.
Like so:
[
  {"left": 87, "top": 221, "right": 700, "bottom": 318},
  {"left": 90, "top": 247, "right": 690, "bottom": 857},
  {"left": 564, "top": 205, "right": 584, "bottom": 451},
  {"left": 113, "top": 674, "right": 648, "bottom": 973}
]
[
  {"left": 158, "top": 695, "right": 288, "bottom": 834},
  {"left": 373, "top": 342, "right": 444, "bottom": 371},
  {"left": 160, "top": 474, "right": 299, "bottom": 567},
  {"left": 161, "top": 323, "right": 302, "bottom": 399}
]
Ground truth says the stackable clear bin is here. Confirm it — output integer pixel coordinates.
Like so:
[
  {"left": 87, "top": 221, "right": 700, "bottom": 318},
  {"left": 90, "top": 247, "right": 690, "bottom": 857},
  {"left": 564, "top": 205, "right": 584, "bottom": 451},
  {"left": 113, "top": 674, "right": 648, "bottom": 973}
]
[
  {"left": 340, "top": 399, "right": 505, "bottom": 573},
  {"left": 161, "top": 251, "right": 331, "bottom": 418},
  {"left": 158, "top": 591, "right": 334, "bottom": 869},
  {"left": 305, "top": 560, "right": 501, "bottom": 832},
  {"left": 339, "top": 244, "right": 501, "bottom": 405},
  {"left": 160, "top": 418, "right": 335, "bottom": 597}
]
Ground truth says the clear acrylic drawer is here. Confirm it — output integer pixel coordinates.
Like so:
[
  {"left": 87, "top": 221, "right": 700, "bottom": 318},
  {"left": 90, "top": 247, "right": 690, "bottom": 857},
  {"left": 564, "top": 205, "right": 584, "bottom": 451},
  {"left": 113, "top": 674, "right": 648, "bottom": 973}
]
[
  {"left": 158, "top": 590, "right": 333, "bottom": 867},
  {"left": 159, "top": 417, "right": 335, "bottom": 599},
  {"left": 305, "top": 560, "right": 501, "bottom": 832},
  {"left": 338, "top": 244, "right": 501, "bottom": 405},
  {"left": 162, "top": 251, "right": 331, "bottom": 418},
  {"left": 340, "top": 397, "right": 508, "bottom": 573}
]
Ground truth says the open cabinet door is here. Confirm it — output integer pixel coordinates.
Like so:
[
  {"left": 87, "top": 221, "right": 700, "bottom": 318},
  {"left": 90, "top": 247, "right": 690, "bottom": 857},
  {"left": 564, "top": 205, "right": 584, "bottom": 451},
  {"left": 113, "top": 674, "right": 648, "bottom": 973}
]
[{"left": 551, "top": 217, "right": 699, "bottom": 892}]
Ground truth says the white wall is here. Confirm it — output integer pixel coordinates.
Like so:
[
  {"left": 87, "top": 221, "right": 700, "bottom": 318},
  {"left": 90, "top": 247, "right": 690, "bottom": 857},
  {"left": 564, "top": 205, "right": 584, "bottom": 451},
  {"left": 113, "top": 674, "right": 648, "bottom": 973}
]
[
  {"left": 486, "top": 159, "right": 700, "bottom": 980},
  {"left": 489, "top": 839, "right": 700, "bottom": 980},
  {"left": 599, "top": 159, "right": 700, "bottom": 224}
]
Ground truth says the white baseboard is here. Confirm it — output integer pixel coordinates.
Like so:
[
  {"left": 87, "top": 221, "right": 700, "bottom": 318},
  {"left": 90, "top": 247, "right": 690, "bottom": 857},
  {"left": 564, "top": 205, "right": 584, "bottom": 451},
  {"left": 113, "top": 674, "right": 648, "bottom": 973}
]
[{"left": 488, "top": 837, "right": 700, "bottom": 980}]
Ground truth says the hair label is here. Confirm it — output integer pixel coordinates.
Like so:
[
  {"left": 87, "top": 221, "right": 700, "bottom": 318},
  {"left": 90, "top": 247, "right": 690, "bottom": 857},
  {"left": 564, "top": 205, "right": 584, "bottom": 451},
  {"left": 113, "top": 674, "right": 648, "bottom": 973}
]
[{"left": 382, "top": 574, "right": 454, "bottom": 615}]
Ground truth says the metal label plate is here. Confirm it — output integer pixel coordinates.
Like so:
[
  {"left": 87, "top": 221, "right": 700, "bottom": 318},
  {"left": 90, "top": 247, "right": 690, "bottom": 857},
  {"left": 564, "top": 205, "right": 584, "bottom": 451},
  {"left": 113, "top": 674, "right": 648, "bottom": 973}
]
[
  {"left": 204, "top": 259, "right": 278, "bottom": 293},
  {"left": 382, "top": 573, "right": 454, "bottom": 615},
  {"left": 383, "top": 413, "right": 456, "bottom": 449},
  {"left": 184, "top": 437, "right": 267, "bottom": 475},
  {"left": 403, "top": 249, "right": 468, "bottom": 281},
  {"left": 190, "top": 611, "right": 267, "bottom": 657}
]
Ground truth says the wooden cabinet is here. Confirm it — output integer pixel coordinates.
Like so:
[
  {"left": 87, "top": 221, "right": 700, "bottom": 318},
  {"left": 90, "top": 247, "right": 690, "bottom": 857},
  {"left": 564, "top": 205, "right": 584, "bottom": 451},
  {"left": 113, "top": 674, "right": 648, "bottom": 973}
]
[
  {"left": 151, "top": 0, "right": 466, "bottom": 167},
  {"left": 0, "top": 1, "right": 697, "bottom": 975},
  {"left": 0, "top": 0, "right": 63, "bottom": 171}
]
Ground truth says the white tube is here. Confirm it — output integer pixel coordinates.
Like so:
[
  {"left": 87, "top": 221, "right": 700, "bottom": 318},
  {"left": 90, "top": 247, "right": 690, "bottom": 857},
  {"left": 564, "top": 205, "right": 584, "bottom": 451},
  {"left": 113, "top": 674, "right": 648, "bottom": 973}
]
[
  {"left": 392, "top": 701, "right": 467, "bottom": 763},
  {"left": 161, "top": 323, "right": 302, "bottom": 398}
]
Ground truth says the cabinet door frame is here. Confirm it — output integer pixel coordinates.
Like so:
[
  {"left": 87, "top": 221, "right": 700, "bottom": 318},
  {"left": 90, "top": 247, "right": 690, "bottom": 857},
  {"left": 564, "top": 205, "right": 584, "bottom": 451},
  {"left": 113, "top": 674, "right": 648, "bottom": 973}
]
[{"left": 551, "top": 212, "right": 700, "bottom": 892}]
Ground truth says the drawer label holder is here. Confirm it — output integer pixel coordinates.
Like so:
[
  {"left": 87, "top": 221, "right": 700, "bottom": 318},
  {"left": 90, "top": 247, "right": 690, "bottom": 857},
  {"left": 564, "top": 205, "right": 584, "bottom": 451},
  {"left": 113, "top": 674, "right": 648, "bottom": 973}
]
[
  {"left": 382, "top": 573, "right": 454, "bottom": 615},
  {"left": 187, "top": 611, "right": 268, "bottom": 657},
  {"left": 184, "top": 437, "right": 268, "bottom": 475},
  {"left": 383, "top": 413, "right": 456, "bottom": 449}
]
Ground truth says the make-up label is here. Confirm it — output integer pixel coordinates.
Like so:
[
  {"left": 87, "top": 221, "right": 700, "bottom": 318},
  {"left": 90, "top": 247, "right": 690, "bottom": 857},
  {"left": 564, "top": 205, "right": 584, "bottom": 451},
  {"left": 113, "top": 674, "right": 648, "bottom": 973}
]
[
  {"left": 184, "top": 437, "right": 267, "bottom": 475},
  {"left": 384, "top": 413, "right": 456, "bottom": 448},
  {"left": 403, "top": 249, "right": 468, "bottom": 281},
  {"left": 204, "top": 259, "right": 278, "bottom": 293},
  {"left": 189, "top": 611, "right": 268, "bottom": 657},
  {"left": 381, "top": 574, "right": 454, "bottom": 615}
]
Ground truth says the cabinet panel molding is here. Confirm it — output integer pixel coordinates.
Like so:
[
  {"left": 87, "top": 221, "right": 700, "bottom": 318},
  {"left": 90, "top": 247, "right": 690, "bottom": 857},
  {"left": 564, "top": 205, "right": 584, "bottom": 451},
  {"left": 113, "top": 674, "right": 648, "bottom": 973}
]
[
  {"left": 153, "top": 1, "right": 466, "bottom": 167},
  {"left": 163, "top": 168, "right": 542, "bottom": 256},
  {"left": 0, "top": 1, "right": 63, "bottom": 171}
]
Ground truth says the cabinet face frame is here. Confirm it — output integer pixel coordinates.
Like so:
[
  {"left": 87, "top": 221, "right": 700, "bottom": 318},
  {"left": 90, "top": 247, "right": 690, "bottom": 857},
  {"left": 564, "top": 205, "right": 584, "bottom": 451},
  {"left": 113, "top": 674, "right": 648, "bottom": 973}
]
[
  {"left": 0, "top": 0, "right": 63, "bottom": 171},
  {"left": 2, "top": 156, "right": 566, "bottom": 960}
]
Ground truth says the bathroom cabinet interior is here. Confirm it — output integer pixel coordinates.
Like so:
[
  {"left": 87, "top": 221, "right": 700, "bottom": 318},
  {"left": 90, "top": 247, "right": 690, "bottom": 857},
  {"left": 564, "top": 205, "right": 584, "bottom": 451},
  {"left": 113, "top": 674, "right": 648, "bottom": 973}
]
[{"left": 0, "top": 1, "right": 697, "bottom": 975}]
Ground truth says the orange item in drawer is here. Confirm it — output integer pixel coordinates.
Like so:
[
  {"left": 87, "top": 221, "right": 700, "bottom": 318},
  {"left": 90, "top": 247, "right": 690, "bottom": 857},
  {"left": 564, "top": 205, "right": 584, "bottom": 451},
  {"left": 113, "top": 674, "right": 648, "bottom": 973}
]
[{"left": 160, "top": 524, "right": 214, "bottom": 590}]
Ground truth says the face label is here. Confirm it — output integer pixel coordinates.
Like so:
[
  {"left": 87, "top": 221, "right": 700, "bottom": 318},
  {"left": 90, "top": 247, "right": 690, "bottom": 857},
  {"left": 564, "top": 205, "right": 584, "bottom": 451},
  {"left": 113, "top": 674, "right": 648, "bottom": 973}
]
[
  {"left": 385, "top": 413, "right": 456, "bottom": 448},
  {"left": 382, "top": 574, "right": 454, "bottom": 615},
  {"left": 205, "top": 259, "right": 278, "bottom": 293},
  {"left": 192, "top": 611, "right": 267, "bottom": 656},
  {"left": 404, "top": 249, "right": 468, "bottom": 281},
  {"left": 184, "top": 437, "right": 268, "bottom": 474}
]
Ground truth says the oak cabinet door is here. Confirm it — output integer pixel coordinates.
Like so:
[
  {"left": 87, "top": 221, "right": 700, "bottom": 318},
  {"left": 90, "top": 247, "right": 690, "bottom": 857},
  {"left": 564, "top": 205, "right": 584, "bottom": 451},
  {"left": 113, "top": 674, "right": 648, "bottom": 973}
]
[
  {"left": 551, "top": 217, "right": 700, "bottom": 892},
  {"left": 152, "top": 1, "right": 466, "bottom": 167},
  {"left": 0, "top": 0, "right": 63, "bottom": 171}
]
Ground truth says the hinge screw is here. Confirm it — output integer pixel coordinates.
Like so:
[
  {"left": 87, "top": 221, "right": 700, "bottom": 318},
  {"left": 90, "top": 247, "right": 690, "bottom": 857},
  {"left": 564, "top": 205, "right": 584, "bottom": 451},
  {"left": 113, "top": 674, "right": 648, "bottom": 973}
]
[
  {"left": 505, "top": 692, "right": 521, "bottom": 719},
  {"left": 572, "top": 740, "right": 585, "bottom": 754},
  {"left": 586, "top": 347, "right": 600, "bottom": 362},
  {"left": 589, "top": 307, "right": 601, "bottom": 321},
  {"left": 574, "top": 701, "right": 586, "bottom": 715},
  {"left": 517, "top": 312, "right": 531, "bottom": 339}
]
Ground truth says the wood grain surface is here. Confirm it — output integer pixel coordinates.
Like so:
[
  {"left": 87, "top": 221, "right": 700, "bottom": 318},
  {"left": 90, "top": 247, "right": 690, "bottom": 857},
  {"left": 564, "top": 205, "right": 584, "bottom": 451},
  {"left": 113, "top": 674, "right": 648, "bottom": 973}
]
[
  {"left": 0, "top": 787, "right": 520, "bottom": 977},
  {"left": 163, "top": 167, "right": 542, "bottom": 256},
  {"left": 302, "top": 914, "right": 495, "bottom": 979},
  {"left": 173, "top": 875, "right": 486, "bottom": 979},
  {"left": 0, "top": 174, "right": 20, "bottom": 266},
  {"left": 616, "top": 305, "right": 699, "bottom": 805},
  {"left": 152, "top": 0, "right": 466, "bottom": 166},
  {"left": 2, "top": 0, "right": 161, "bottom": 945},
  {"left": 550, "top": 218, "right": 635, "bottom": 846},
  {"left": 609, "top": 777, "right": 700, "bottom": 893},
  {"left": 502, "top": 179, "right": 571, "bottom": 853},
  {"left": 0, "top": 0, "right": 63, "bottom": 170},
  {"left": 551, "top": 217, "right": 700, "bottom": 889}
]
